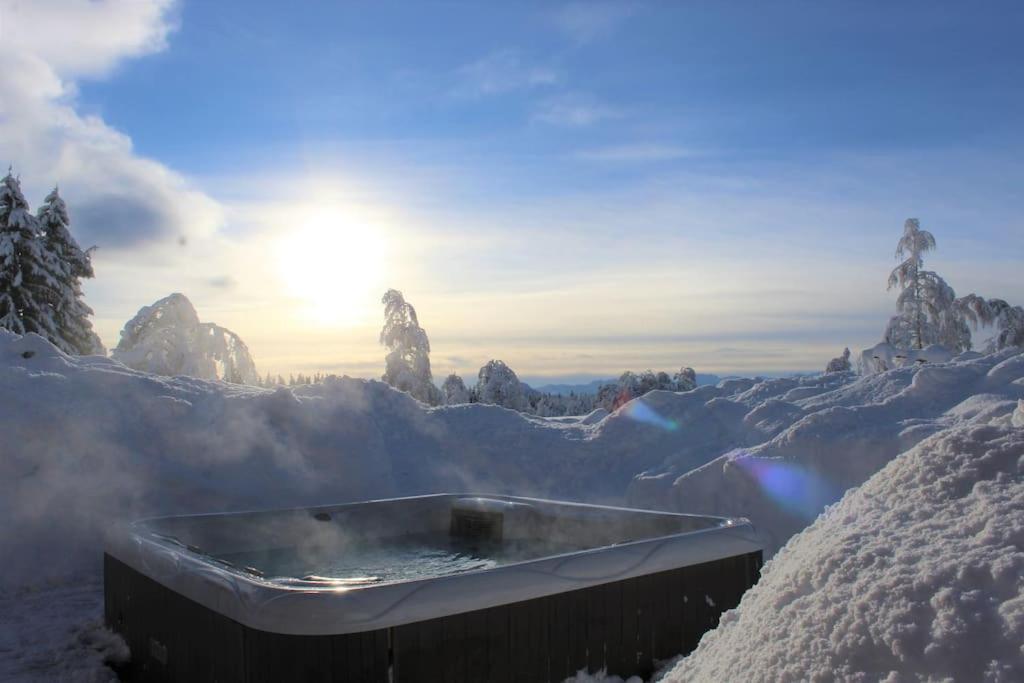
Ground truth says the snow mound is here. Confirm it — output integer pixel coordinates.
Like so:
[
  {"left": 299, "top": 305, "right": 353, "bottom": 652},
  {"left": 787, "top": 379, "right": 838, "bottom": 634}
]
[
  {"left": 859, "top": 341, "right": 956, "bottom": 374},
  {"left": 653, "top": 347, "right": 1024, "bottom": 554},
  {"left": 668, "top": 421, "right": 1024, "bottom": 682}
]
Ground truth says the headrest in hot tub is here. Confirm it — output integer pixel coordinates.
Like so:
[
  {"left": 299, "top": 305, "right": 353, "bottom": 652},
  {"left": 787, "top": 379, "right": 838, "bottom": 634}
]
[{"left": 450, "top": 498, "right": 536, "bottom": 541}]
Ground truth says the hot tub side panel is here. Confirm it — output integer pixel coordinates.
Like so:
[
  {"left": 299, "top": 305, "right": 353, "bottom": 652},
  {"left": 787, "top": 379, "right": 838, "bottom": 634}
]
[
  {"left": 104, "top": 554, "right": 389, "bottom": 682},
  {"left": 391, "top": 550, "right": 762, "bottom": 682},
  {"left": 104, "top": 550, "right": 762, "bottom": 682}
]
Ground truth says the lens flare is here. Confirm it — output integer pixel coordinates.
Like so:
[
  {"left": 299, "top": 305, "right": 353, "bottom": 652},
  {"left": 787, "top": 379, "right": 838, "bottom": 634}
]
[
  {"left": 620, "top": 401, "right": 679, "bottom": 431},
  {"left": 734, "top": 455, "right": 839, "bottom": 520}
]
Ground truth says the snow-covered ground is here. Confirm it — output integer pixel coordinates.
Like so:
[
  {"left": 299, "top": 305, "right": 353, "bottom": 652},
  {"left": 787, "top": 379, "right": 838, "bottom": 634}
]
[
  {"left": 666, "top": 418, "right": 1024, "bottom": 682},
  {"left": 2, "top": 329, "right": 1022, "bottom": 680}
]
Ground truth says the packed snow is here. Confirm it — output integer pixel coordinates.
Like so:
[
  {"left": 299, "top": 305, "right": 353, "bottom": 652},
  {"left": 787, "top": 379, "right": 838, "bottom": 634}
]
[
  {"left": 1, "top": 329, "right": 1022, "bottom": 680},
  {"left": 665, "top": 419, "right": 1024, "bottom": 682},
  {"left": 637, "top": 346, "right": 1024, "bottom": 555}
]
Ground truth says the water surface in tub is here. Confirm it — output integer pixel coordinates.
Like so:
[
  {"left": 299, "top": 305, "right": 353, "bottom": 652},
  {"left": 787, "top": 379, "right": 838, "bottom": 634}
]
[{"left": 216, "top": 533, "right": 589, "bottom": 585}]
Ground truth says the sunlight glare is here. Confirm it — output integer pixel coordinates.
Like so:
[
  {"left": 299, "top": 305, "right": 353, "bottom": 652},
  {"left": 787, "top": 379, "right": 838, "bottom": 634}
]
[{"left": 275, "top": 209, "right": 388, "bottom": 327}]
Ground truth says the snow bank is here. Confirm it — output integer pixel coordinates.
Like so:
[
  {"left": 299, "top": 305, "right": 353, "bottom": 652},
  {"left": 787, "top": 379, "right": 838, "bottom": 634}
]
[
  {"left": 647, "top": 346, "right": 1024, "bottom": 554},
  {"left": 667, "top": 420, "right": 1024, "bottom": 682},
  {"left": 858, "top": 341, "right": 957, "bottom": 375}
]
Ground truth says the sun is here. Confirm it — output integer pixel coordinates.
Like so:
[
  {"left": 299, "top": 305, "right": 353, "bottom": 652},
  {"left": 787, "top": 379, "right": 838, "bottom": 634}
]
[{"left": 275, "top": 210, "right": 388, "bottom": 326}]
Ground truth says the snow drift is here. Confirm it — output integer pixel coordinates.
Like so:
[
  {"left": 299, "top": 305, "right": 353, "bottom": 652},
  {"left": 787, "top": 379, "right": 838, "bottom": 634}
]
[
  {"left": 634, "top": 346, "right": 1024, "bottom": 554},
  {"left": 667, "top": 419, "right": 1024, "bottom": 682}
]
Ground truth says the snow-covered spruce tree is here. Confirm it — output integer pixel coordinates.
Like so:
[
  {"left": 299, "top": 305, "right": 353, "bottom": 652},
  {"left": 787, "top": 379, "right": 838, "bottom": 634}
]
[
  {"left": 112, "top": 293, "right": 258, "bottom": 384},
  {"left": 36, "top": 186, "right": 104, "bottom": 355},
  {"left": 596, "top": 372, "right": 633, "bottom": 411},
  {"left": 825, "top": 347, "right": 852, "bottom": 373},
  {"left": 595, "top": 368, "right": 689, "bottom": 411},
  {"left": 379, "top": 289, "right": 442, "bottom": 405},
  {"left": 955, "top": 294, "right": 1024, "bottom": 351},
  {"left": 674, "top": 366, "right": 697, "bottom": 391},
  {"left": 985, "top": 300, "right": 1024, "bottom": 350},
  {"left": 442, "top": 373, "right": 470, "bottom": 405},
  {"left": 884, "top": 218, "right": 971, "bottom": 352},
  {"left": 0, "top": 170, "right": 62, "bottom": 343},
  {"left": 475, "top": 359, "right": 528, "bottom": 411},
  {"left": 532, "top": 391, "right": 597, "bottom": 417}
]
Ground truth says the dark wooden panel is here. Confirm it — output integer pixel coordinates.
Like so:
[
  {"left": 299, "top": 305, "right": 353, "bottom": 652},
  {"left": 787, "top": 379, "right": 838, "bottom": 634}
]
[
  {"left": 680, "top": 563, "right": 701, "bottom": 655},
  {"left": 392, "top": 622, "right": 417, "bottom": 682},
  {"left": 105, "top": 550, "right": 763, "bottom": 683},
  {"left": 464, "top": 609, "right": 489, "bottom": 682},
  {"left": 241, "top": 624, "right": 267, "bottom": 683},
  {"left": 603, "top": 581, "right": 624, "bottom": 677},
  {"left": 373, "top": 628, "right": 391, "bottom": 681},
  {"left": 413, "top": 617, "right": 440, "bottom": 683},
  {"left": 484, "top": 604, "right": 510, "bottom": 683},
  {"left": 442, "top": 611, "right": 467, "bottom": 683},
  {"left": 719, "top": 555, "right": 745, "bottom": 613},
  {"left": 647, "top": 569, "right": 671, "bottom": 662},
  {"left": 586, "top": 581, "right": 606, "bottom": 674},
  {"left": 508, "top": 600, "right": 533, "bottom": 682},
  {"left": 668, "top": 567, "right": 687, "bottom": 659},
  {"left": 546, "top": 591, "right": 570, "bottom": 683},
  {"left": 634, "top": 574, "right": 654, "bottom": 677},
  {"left": 528, "top": 597, "right": 549, "bottom": 682},
  {"left": 567, "top": 586, "right": 589, "bottom": 676},
  {"left": 618, "top": 577, "right": 639, "bottom": 676}
]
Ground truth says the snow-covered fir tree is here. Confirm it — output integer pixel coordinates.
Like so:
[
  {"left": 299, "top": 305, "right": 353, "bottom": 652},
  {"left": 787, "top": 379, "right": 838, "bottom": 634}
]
[
  {"left": 112, "top": 293, "right": 258, "bottom": 384},
  {"left": 985, "top": 300, "right": 1024, "bottom": 350},
  {"left": 595, "top": 367, "right": 695, "bottom": 411},
  {"left": 825, "top": 348, "right": 852, "bottom": 373},
  {"left": 475, "top": 359, "right": 529, "bottom": 411},
  {"left": 0, "top": 170, "right": 62, "bottom": 343},
  {"left": 379, "top": 289, "right": 442, "bottom": 405},
  {"left": 955, "top": 294, "right": 1024, "bottom": 352},
  {"left": 36, "top": 186, "right": 104, "bottom": 355},
  {"left": 532, "top": 391, "right": 597, "bottom": 417},
  {"left": 884, "top": 218, "right": 971, "bottom": 352},
  {"left": 442, "top": 373, "right": 470, "bottom": 405},
  {"left": 674, "top": 366, "right": 697, "bottom": 391}
]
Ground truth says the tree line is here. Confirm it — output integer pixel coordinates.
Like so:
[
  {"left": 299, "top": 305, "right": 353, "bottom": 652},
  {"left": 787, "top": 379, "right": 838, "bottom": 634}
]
[
  {"left": 376, "top": 288, "right": 699, "bottom": 415},
  {"left": 0, "top": 169, "right": 102, "bottom": 355}
]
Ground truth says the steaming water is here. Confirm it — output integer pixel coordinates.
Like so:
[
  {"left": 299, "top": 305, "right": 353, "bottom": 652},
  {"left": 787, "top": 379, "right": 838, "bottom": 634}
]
[{"left": 217, "top": 534, "right": 587, "bottom": 585}]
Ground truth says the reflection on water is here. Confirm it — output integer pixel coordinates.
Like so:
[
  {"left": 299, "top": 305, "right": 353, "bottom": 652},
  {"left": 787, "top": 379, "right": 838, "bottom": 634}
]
[{"left": 217, "top": 534, "right": 586, "bottom": 586}]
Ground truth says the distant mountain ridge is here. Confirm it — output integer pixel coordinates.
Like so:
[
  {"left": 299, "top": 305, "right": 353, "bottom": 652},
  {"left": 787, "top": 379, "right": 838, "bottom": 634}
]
[{"left": 531, "top": 374, "right": 723, "bottom": 396}]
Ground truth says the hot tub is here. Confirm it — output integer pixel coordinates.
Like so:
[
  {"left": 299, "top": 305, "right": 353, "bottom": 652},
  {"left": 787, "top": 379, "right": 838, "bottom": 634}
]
[{"left": 104, "top": 494, "right": 762, "bottom": 682}]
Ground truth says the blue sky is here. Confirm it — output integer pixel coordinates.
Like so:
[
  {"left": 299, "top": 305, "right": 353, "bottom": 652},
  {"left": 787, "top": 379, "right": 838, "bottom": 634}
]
[
  {"left": 4, "top": 1, "right": 1024, "bottom": 380},
  {"left": 80, "top": 1, "right": 1024, "bottom": 175}
]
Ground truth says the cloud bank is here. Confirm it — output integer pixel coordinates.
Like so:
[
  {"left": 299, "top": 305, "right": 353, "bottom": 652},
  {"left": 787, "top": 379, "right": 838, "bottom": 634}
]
[{"left": 0, "top": 0, "right": 222, "bottom": 250}]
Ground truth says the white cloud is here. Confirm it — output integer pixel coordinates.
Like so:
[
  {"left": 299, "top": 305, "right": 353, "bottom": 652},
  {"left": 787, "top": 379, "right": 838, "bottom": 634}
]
[
  {"left": 0, "top": 0, "right": 177, "bottom": 79},
  {"left": 533, "top": 93, "right": 620, "bottom": 127},
  {"left": 0, "top": 0, "right": 222, "bottom": 250},
  {"left": 453, "top": 49, "right": 558, "bottom": 97},
  {"left": 549, "top": 1, "right": 636, "bottom": 45},
  {"left": 574, "top": 144, "right": 695, "bottom": 162}
]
